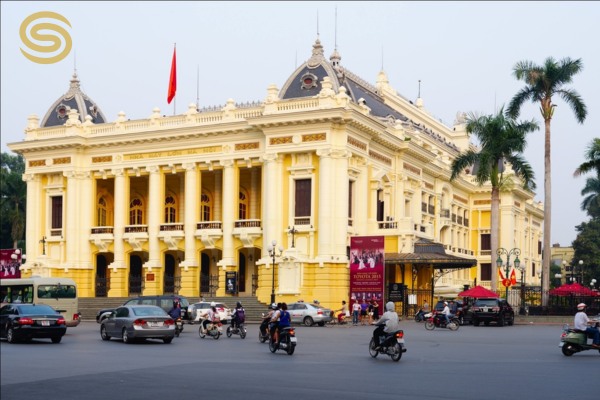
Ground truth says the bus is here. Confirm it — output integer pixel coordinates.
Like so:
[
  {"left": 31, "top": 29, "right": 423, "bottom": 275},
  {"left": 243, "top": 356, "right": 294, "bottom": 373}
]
[{"left": 1, "top": 277, "right": 80, "bottom": 327}]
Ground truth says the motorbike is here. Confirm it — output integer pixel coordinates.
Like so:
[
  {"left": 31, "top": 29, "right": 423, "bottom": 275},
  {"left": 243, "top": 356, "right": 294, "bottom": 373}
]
[
  {"left": 174, "top": 317, "right": 183, "bottom": 337},
  {"left": 198, "top": 319, "right": 222, "bottom": 340},
  {"left": 425, "top": 311, "right": 460, "bottom": 331},
  {"left": 259, "top": 313, "right": 272, "bottom": 343},
  {"left": 559, "top": 319, "right": 600, "bottom": 356},
  {"left": 269, "top": 326, "right": 297, "bottom": 355},
  {"left": 414, "top": 309, "right": 431, "bottom": 322},
  {"left": 226, "top": 322, "right": 247, "bottom": 339},
  {"left": 368, "top": 329, "right": 407, "bottom": 362}
]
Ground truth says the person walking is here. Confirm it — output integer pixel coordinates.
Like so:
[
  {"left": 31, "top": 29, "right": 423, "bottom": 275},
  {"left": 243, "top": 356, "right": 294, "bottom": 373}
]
[
  {"left": 360, "top": 299, "right": 368, "bottom": 325},
  {"left": 352, "top": 298, "right": 361, "bottom": 326}
]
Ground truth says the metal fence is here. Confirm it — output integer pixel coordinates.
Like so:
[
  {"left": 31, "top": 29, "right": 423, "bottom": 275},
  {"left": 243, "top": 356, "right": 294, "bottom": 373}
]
[{"left": 399, "top": 287, "right": 599, "bottom": 317}]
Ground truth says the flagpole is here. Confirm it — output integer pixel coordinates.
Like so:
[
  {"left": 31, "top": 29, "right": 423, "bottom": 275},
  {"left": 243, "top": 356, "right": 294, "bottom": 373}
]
[
  {"left": 167, "top": 43, "right": 177, "bottom": 115},
  {"left": 173, "top": 43, "right": 176, "bottom": 115}
]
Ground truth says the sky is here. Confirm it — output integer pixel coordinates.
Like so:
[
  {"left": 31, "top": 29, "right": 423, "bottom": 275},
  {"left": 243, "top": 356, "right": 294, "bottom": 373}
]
[{"left": 1, "top": 1, "right": 599, "bottom": 247}]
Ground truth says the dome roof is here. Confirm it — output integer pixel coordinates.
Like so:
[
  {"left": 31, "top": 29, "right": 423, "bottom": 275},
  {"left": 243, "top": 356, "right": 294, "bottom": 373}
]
[
  {"left": 41, "top": 72, "right": 107, "bottom": 127},
  {"left": 279, "top": 38, "right": 408, "bottom": 123}
]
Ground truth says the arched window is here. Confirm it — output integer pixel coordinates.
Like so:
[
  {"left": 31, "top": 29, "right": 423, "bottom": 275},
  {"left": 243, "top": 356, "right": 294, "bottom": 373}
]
[
  {"left": 200, "top": 192, "right": 211, "bottom": 221},
  {"left": 165, "top": 195, "right": 176, "bottom": 223},
  {"left": 238, "top": 190, "right": 248, "bottom": 220},
  {"left": 97, "top": 196, "right": 107, "bottom": 226},
  {"left": 129, "top": 198, "right": 143, "bottom": 225}
]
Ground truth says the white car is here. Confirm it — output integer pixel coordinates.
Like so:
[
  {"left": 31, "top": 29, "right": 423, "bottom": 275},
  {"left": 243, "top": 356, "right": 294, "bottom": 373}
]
[{"left": 188, "top": 302, "right": 232, "bottom": 324}]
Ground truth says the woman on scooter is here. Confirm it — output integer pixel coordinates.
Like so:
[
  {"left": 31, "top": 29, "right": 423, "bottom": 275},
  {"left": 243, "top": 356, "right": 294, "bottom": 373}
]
[
  {"left": 202, "top": 302, "right": 220, "bottom": 333},
  {"left": 574, "top": 303, "right": 600, "bottom": 348}
]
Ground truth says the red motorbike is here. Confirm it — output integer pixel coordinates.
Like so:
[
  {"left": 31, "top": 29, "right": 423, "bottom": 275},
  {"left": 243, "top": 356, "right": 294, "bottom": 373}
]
[{"left": 425, "top": 311, "right": 460, "bottom": 331}]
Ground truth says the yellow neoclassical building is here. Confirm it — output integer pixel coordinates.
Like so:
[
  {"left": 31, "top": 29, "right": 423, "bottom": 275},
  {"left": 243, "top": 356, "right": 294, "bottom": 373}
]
[{"left": 8, "top": 38, "right": 544, "bottom": 309}]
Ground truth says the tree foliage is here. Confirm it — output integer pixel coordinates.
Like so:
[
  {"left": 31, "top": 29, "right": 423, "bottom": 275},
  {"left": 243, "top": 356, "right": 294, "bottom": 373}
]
[
  {"left": 0, "top": 152, "right": 26, "bottom": 249},
  {"left": 571, "top": 218, "right": 600, "bottom": 286}
]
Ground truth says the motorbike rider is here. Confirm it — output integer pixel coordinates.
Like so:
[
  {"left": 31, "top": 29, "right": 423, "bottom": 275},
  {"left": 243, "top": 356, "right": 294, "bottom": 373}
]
[
  {"left": 441, "top": 301, "right": 452, "bottom": 325},
  {"left": 201, "top": 302, "right": 220, "bottom": 333},
  {"left": 260, "top": 303, "right": 277, "bottom": 338},
  {"left": 372, "top": 301, "right": 400, "bottom": 350},
  {"left": 168, "top": 299, "right": 182, "bottom": 320},
  {"left": 269, "top": 303, "right": 282, "bottom": 343},
  {"left": 574, "top": 303, "right": 600, "bottom": 348},
  {"left": 336, "top": 300, "right": 348, "bottom": 323},
  {"left": 276, "top": 303, "right": 291, "bottom": 345},
  {"left": 231, "top": 301, "right": 245, "bottom": 329},
  {"left": 416, "top": 300, "right": 430, "bottom": 321}
]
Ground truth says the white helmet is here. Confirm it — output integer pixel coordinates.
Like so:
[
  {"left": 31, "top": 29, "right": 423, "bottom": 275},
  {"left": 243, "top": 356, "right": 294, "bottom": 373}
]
[
  {"left": 210, "top": 302, "right": 216, "bottom": 307},
  {"left": 577, "top": 303, "right": 586, "bottom": 310},
  {"left": 271, "top": 303, "right": 277, "bottom": 309},
  {"left": 386, "top": 301, "right": 395, "bottom": 312},
  {"left": 444, "top": 301, "right": 448, "bottom": 305}
]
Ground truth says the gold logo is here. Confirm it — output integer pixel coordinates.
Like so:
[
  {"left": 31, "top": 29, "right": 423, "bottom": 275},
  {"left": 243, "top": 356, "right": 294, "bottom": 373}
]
[{"left": 20, "top": 11, "right": 72, "bottom": 64}]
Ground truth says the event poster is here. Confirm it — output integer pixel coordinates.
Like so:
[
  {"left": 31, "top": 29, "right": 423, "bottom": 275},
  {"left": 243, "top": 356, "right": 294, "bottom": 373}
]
[
  {"left": 349, "top": 236, "right": 384, "bottom": 304},
  {"left": 0, "top": 249, "right": 22, "bottom": 279}
]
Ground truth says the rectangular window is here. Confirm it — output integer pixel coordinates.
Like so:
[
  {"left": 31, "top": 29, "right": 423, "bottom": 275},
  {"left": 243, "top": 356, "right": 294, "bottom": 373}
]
[
  {"left": 538, "top": 241, "right": 542, "bottom": 255},
  {"left": 51, "top": 196, "right": 63, "bottom": 232},
  {"left": 480, "top": 234, "right": 491, "bottom": 251},
  {"left": 377, "top": 189, "right": 384, "bottom": 221},
  {"left": 294, "top": 179, "right": 311, "bottom": 218},
  {"left": 348, "top": 181, "right": 354, "bottom": 219},
  {"left": 480, "top": 263, "right": 492, "bottom": 281},
  {"left": 531, "top": 262, "right": 536, "bottom": 277}
]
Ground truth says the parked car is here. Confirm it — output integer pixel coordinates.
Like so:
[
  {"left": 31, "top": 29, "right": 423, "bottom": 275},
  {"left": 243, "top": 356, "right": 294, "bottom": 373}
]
[
  {"left": 433, "top": 299, "right": 473, "bottom": 325},
  {"left": 288, "top": 301, "right": 332, "bottom": 326},
  {"left": 96, "top": 295, "right": 190, "bottom": 323},
  {"left": 0, "top": 303, "right": 67, "bottom": 343},
  {"left": 100, "top": 305, "right": 176, "bottom": 343},
  {"left": 188, "top": 302, "right": 232, "bottom": 324},
  {"left": 471, "top": 298, "right": 514, "bottom": 327}
]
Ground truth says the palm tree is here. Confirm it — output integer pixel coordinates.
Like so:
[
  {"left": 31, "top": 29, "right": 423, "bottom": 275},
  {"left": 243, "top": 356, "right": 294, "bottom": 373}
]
[
  {"left": 574, "top": 138, "right": 600, "bottom": 178},
  {"left": 580, "top": 173, "right": 600, "bottom": 218},
  {"left": 507, "top": 57, "right": 587, "bottom": 306},
  {"left": 450, "top": 108, "right": 538, "bottom": 291}
]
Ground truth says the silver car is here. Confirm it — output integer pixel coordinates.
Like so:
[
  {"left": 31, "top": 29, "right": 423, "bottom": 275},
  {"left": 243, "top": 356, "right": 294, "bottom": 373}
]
[
  {"left": 288, "top": 302, "right": 332, "bottom": 326},
  {"left": 100, "top": 305, "right": 176, "bottom": 344}
]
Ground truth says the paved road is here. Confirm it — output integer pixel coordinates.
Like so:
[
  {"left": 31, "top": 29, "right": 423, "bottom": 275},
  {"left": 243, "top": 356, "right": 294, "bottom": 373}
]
[{"left": 1, "top": 321, "right": 598, "bottom": 400}]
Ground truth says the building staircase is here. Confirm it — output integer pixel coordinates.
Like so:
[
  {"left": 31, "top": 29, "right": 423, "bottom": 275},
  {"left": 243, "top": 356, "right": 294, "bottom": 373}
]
[{"left": 78, "top": 295, "right": 270, "bottom": 323}]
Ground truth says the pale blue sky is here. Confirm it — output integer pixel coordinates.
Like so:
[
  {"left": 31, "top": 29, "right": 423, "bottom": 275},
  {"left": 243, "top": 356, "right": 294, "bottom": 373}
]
[{"left": 2, "top": 1, "right": 598, "bottom": 246}]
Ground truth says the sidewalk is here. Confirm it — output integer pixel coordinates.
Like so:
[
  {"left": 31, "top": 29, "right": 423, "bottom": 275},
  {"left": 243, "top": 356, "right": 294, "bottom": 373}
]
[{"left": 514, "top": 315, "right": 571, "bottom": 325}]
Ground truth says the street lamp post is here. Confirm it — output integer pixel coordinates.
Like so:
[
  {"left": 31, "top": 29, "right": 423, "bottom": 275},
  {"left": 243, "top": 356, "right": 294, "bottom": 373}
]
[
  {"left": 267, "top": 240, "right": 283, "bottom": 305},
  {"left": 554, "top": 273, "right": 562, "bottom": 288},
  {"left": 578, "top": 260, "right": 584, "bottom": 284},
  {"left": 496, "top": 248, "right": 521, "bottom": 299},
  {"left": 516, "top": 262, "right": 526, "bottom": 315}
]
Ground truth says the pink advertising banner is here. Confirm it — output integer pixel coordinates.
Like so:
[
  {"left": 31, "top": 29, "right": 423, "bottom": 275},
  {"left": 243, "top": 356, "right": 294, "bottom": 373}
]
[
  {"left": 349, "top": 236, "right": 384, "bottom": 303},
  {"left": 0, "top": 249, "right": 22, "bottom": 279}
]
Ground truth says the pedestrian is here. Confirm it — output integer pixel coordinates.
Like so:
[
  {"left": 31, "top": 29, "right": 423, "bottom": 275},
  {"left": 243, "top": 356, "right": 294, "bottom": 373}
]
[
  {"left": 352, "top": 298, "right": 361, "bottom": 326},
  {"left": 360, "top": 299, "right": 368, "bottom": 325},
  {"left": 368, "top": 300, "right": 374, "bottom": 324},
  {"left": 372, "top": 299, "right": 380, "bottom": 320}
]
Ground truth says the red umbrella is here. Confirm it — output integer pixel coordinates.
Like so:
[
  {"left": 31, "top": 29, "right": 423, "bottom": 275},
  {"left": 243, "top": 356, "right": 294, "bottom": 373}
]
[
  {"left": 549, "top": 282, "right": 599, "bottom": 296},
  {"left": 458, "top": 285, "right": 499, "bottom": 298}
]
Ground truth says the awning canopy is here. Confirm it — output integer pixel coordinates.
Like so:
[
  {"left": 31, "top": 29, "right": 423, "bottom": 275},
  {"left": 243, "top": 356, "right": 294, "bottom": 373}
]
[{"left": 384, "top": 239, "right": 477, "bottom": 269}]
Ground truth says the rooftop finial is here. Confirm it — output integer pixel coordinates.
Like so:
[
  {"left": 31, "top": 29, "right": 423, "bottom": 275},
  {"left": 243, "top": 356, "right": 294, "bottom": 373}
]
[
  {"left": 418, "top": 79, "right": 421, "bottom": 98},
  {"left": 334, "top": 6, "right": 337, "bottom": 50}
]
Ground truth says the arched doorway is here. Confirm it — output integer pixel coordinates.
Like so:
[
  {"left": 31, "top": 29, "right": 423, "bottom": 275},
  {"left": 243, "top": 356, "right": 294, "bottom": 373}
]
[
  {"left": 95, "top": 254, "right": 111, "bottom": 297},
  {"left": 164, "top": 253, "right": 176, "bottom": 294},
  {"left": 129, "top": 254, "right": 143, "bottom": 295}
]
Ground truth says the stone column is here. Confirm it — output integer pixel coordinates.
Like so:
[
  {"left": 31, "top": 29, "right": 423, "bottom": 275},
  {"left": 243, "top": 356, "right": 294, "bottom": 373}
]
[
  {"left": 23, "top": 174, "right": 41, "bottom": 262},
  {"left": 183, "top": 163, "right": 198, "bottom": 267},
  {"left": 262, "top": 153, "right": 279, "bottom": 257},
  {"left": 64, "top": 170, "right": 79, "bottom": 267},
  {"left": 146, "top": 165, "right": 162, "bottom": 270},
  {"left": 110, "top": 168, "right": 127, "bottom": 296},
  {"left": 220, "top": 159, "right": 236, "bottom": 267},
  {"left": 79, "top": 171, "right": 93, "bottom": 269}
]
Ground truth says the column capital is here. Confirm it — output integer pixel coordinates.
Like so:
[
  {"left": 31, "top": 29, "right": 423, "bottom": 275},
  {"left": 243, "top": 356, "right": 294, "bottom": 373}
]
[
  {"left": 219, "top": 159, "right": 234, "bottom": 168},
  {"left": 145, "top": 165, "right": 160, "bottom": 174},
  {"left": 182, "top": 162, "right": 197, "bottom": 171}
]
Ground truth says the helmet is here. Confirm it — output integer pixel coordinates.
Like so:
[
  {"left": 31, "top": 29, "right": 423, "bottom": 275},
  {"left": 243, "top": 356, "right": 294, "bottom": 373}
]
[
  {"left": 236, "top": 301, "right": 242, "bottom": 308},
  {"left": 577, "top": 303, "right": 587, "bottom": 310},
  {"left": 210, "top": 302, "right": 216, "bottom": 307},
  {"left": 271, "top": 303, "right": 277, "bottom": 309},
  {"left": 444, "top": 302, "right": 448, "bottom": 305},
  {"left": 386, "top": 301, "right": 395, "bottom": 312}
]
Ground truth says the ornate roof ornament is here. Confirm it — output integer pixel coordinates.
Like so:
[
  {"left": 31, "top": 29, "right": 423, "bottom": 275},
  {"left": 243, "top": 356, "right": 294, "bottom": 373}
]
[{"left": 307, "top": 38, "right": 325, "bottom": 68}]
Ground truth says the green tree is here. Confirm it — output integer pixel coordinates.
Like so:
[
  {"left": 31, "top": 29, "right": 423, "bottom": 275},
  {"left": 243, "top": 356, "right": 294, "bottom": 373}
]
[
  {"left": 580, "top": 173, "right": 600, "bottom": 219},
  {"left": 450, "top": 108, "right": 538, "bottom": 290},
  {"left": 507, "top": 57, "right": 588, "bottom": 305},
  {"left": 571, "top": 219, "right": 600, "bottom": 287},
  {"left": 0, "top": 152, "right": 26, "bottom": 249},
  {"left": 574, "top": 138, "right": 600, "bottom": 178}
]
